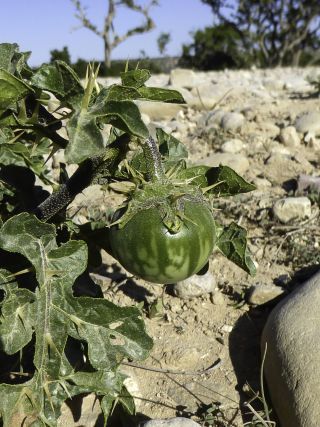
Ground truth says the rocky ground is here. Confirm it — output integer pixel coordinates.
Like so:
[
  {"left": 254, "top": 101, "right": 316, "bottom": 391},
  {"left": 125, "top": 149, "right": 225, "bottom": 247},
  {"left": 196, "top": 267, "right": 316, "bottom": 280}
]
[{"left": 60, "top": 66, "right": 320, "bottom": 426}]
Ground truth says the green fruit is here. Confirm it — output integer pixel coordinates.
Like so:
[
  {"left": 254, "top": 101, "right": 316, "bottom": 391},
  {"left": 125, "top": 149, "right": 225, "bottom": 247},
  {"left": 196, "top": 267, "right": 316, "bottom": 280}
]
[{"left": 109, "top": 200, "right": 216, "bottom": 284}]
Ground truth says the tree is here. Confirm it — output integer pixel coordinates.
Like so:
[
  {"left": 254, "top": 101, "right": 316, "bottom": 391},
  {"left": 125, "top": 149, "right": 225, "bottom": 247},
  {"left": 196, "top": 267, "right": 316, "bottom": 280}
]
[
  {"left": 201, "top": 0, "right": 320, "bottom": 67},
  {"left": 50, "top": 46, "right": 71, "bottom": 64},
  {"left": 71, "top": 0, "right": 158, "bottom": 70},
  {"left": 157, "top": 32, "right": 171, "bottom": 56}
]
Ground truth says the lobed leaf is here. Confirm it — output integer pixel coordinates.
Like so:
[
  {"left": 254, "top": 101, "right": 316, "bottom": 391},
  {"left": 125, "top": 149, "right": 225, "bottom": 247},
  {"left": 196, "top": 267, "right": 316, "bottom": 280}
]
[
  {"left": 157, "top": 128, "right": 188, "bottom": 162},
  {"left": 120, "top": 69, "right": 151, "bottom": 88},
  {"left": 215, "top": 222, "right": 256, "bottom": 275},
  {"left": 138, "top": 86, "right": 186, "bottom": 103}
]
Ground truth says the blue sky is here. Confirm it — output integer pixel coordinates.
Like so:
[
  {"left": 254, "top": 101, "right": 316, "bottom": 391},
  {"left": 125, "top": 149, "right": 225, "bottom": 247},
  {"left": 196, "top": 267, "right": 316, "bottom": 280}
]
[{"left": 1, "top": 0, "right": 213, "bottom": 66}]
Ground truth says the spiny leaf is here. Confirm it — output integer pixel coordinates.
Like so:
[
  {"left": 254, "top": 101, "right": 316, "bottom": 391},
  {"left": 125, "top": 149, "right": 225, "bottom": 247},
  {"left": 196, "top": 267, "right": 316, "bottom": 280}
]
[
  {"left": 157, "top": 128, "right": 188, "bottom": 161},
  {"left": 65, "top": 110, "right": 104, "bottom": 164},
  {"left": 31, "top": 61, "right": 84, "bottom": 108},
  {"left": 215, "top": 222, "right": 256, "bottom": 275},
  {"left": 178, "top": 165, "right": 256, "bottom": 196},
  {"left": 96, "top": 84, "right": 141, "bottom": 102},
  {"left": 0, "top": 68, "right": 32, "bottom": 113}
]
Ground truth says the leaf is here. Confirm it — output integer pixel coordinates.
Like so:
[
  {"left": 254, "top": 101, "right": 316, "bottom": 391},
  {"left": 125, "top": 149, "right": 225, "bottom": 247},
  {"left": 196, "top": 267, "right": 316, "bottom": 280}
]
[
  {"left": 0, "top": 68, "right": 32, "bottom": 113},
  {"left": 178, "top": 165, "right": 256, "bottom": 196},
  {"left": 157, "top": 128, "right": 188, "bottom": 162},
  {"left": 120, "top": 69, "right": 151, "bottom": 88},
  {"left": 31, "top": 61, "right": 84, "bottom": 108},
  {"left": 215, "top": 222, "right": 256, "bottom": 275},
  {"left": 90, "top": 100, "right": 149, "bottom": 139},
  {"left": 62, "top": 295, "right": 153, "bottom": 370},
  {"left": 0, "top": 213, "right": 152, "bottom": 424},
  {"left": 96, "top": 84, "right": 141, "bottom": 102},
  {"left": 66, "top": 110, "right": 104, "bottom": 164},
  {"left": 138, "top": 86, "right": 186, "bottom": 103},
  {"left": 0, "top": 43, "right": 19, "bottom": 71},
  {"left": 0, "top": 283, "right": 35, "bottom": 354}
]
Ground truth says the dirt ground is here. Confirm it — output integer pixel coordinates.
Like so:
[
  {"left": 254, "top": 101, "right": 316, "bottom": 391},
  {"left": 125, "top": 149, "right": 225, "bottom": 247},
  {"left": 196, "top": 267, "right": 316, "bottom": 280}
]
[{"left": 70, "top": 69, "right": 320, "bottom": 426}]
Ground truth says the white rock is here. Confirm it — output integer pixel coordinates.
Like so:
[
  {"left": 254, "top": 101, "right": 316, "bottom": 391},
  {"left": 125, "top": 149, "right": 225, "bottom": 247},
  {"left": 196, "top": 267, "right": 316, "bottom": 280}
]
[
  {"left": 279, "top": 126, "right": 301, "bottom": 147},
  {"left": 170, "top": 68, "right": 199, "bottom": 89},
  {"left": 294, "top": 111, "right": 320, "bottom": 135},
  {"left": 273, "top": 197, "right": 312, "bottom": 223},
  {"left": 135, "top": 100, "right": 184, "bottom": 120},
  {"left": 221, "top": 138, "right": 244, "bottom": 153},
  {"left": 200, "top": 152, "right": 250, "bottom": 175},
  {"left": 221, "top": 112, "right": 245, "bottom": 131},
  {"left": 173, "top": 271, "right": 216, "bottom": 299},
  {"left": 142, "top": 418, "right": 201, "bottom": 427}
]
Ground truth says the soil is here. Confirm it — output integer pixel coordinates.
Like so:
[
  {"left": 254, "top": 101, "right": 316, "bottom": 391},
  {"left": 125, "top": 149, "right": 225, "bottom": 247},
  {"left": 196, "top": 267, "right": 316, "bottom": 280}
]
[{"left": 70, "top": 68, "right": 320, "bottom": 426}]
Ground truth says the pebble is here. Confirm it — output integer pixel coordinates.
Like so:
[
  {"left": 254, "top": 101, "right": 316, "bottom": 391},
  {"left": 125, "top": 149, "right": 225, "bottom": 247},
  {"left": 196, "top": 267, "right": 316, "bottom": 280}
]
[
  {"left": 247, "top": 283, "right": 285, "bottom": 305},
  {"left": 262, "top": 270, "right": 320, "bottom": 427},
  {"left": 58, "top": 393, "right": 101, "bottom": 427},
  {"left": 279, "top": 126, "right": 301, "bottom": 147},
  {"left": 221, "top": 112, "right": 245, "bottom": 131},
  {"left": 210, "top": 290, "right": 225, "bottom": 305},
  {"left": 221, "top": 138, "right": 244, "bottom": 153},
  {"left": 141, "top": 418, "right": 201, "bottom": 427},
  {"left": 294, "top": 111, "right": 320, "bottom": 135},
  {"left": 296, "top": 174, "right": 320, "bottom": 195},
  {"left": 173, "top": 271, "right": 216, "bottom": 299},
  {"left": 273, "top": 197, "right": 312, "bottom": 223},
  {"left": 201, "top": 152, "right": 249, "bottom": 175}
]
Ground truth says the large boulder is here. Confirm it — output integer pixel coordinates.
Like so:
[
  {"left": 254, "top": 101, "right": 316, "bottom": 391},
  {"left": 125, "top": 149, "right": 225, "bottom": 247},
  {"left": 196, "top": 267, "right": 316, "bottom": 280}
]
[{"left": 262, "top": 270, "right": 320, "bottom": 427}]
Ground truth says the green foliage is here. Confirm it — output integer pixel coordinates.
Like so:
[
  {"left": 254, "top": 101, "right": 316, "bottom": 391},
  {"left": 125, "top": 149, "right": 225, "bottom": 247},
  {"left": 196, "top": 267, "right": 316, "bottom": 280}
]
[
  {"left": 0, "top": 42, "right": 256, "bottom": 425},
  {"left": 50, "top": 46, "right": 71, "bottom": 65},
  {"left": 180, "top": 24, "right": 251, "bottom": 70},
  {"left": 157, "top": 32, "right": 171, "bottom": 56}
]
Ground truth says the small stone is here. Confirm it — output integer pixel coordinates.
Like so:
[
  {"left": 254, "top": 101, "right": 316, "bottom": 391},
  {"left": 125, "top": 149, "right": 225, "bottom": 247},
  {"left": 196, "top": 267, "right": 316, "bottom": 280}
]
[
  {"left": 273, "top": 197, "right": 312, "bottom": 223},
  {"left": 201, "top": 109, "right": 225, "bottom": 128},
  {"left": 210, "top": 291, "right": 225, "bottom": 305},
  {"left": 201, "top": 152, "right": 249, "bottom": 175},
  {"left": 221, "top": 324, "right": 233, "bottom": 333},
  {"left": 221, "top": 138, "right": 244, "bottom": 153},
  {"left": 294, "top": 111, "right": 320, "bottom": 135},
  {"left": 279, "top": 126, "right": 301, "bottom": 147},
  {"left": 173, "top": 271, "right": 216, "bottom": 299},
  {"left": 296, "top": 174, "right": 320, "bottom": 195},
  {"left": 247, "top": 284, "right": 285, "bottom": 305},
  {"left": 221, "top": 112, "right": 245, "bottom": 131},
  {"left": 142, "top": 417, "right": 201, "bottom": 427}
]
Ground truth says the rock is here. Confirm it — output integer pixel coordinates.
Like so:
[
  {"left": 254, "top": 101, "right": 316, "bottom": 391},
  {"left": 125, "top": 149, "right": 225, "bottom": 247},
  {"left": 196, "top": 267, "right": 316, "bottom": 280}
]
[
  {"left": 279, "top": 126, "right": 301, "bottom": 147},
  {"left": 200, "top": 153, "right": 250, "bottom": 175},
  {"left": 221, "top": 112, "right": 245, "bottom": 131},
  {"left": 294, "top": 111, "right": 320, "bottom": 135},
  {"left": 173, "top": 271, "right": 216, "bottom": 299},
  {"left": 170, "top": 68, "right": 199, "bottom": 89},
  {"left": 296, "top": 174, "right": 320, "bottom": 195},
  {"left": 221, "top": 138, "right": 244, "bottom": 153},
  {"left": 197, "top": 109, "right": 225, "bottom": 129},
  {"left": 247, "top": 283, "right": 285, "bottom": 305},
  {"left": 261, "top": 270, "right": 320, "bottom": 427},
  {"left": 210, "top": 290, "right": 225, "bottom": 305},
  {"left": 263, "top": 78, "right": 285, "bottom": 91},
  {"left": 142, "top": 418, "right": 201, "bottom": 427},
  {"left": 58, "top": 393, "right": 101, "bottom": 427},
  {"left": 135, "top": 100, "right": 184, "bottom": 120},
  {"left": 273, "top": 197, "right": 312, "bottom": 223}
]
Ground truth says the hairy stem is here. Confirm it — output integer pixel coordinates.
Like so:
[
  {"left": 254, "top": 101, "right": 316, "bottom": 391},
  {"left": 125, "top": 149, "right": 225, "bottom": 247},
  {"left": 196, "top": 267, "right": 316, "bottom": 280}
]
[
  {"left": 34, "top": 134, "right": 130, "bottom": 221},
  {"left": 142, "top": 137, "right": 166, "bottom": 183}
]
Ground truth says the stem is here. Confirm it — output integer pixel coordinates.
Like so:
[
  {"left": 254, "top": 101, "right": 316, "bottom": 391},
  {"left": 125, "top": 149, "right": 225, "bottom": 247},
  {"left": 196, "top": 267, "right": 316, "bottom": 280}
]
[
  {"left": 34, "top": 134, "right": 130, "bottom": 221},
  {"left": 142, "top": 137, "right": 166, "bottom": 183}
]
